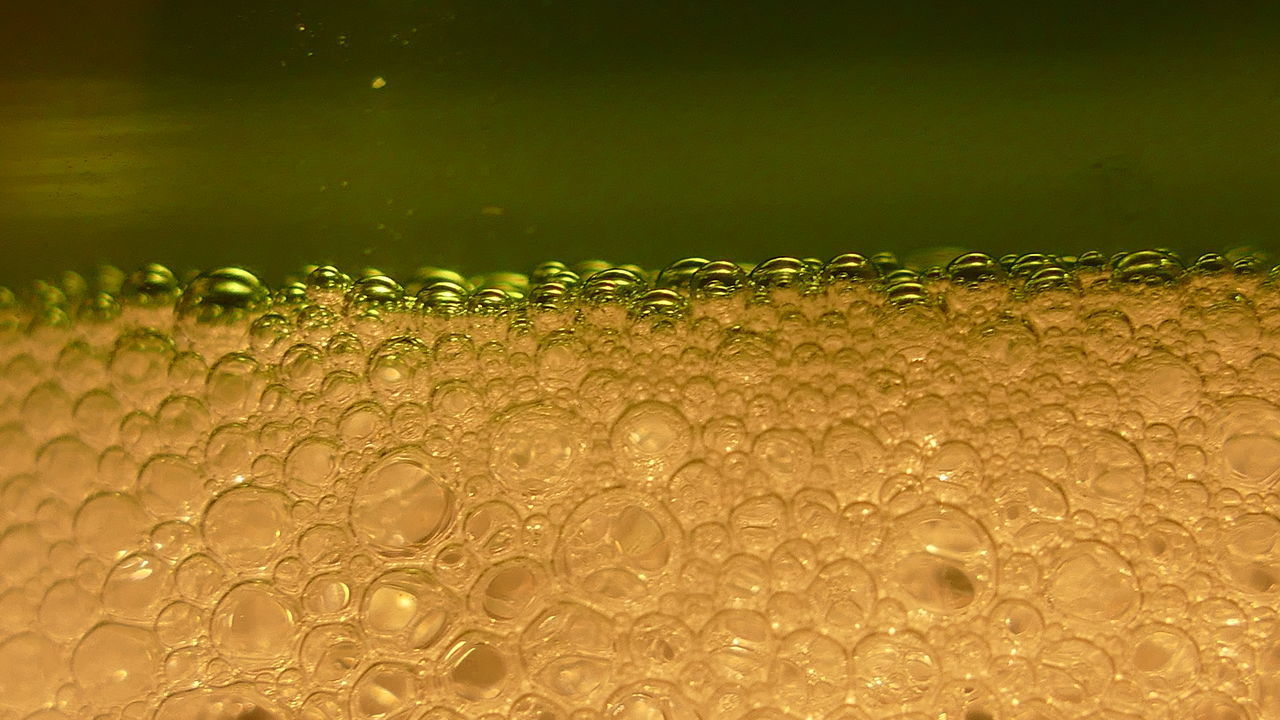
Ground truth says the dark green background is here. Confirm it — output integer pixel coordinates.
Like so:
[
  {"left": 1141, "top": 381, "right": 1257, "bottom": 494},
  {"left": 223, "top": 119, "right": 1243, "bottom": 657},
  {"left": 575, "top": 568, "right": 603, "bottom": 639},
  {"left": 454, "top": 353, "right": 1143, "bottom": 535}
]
[{"left": 2, "top": 2, "right": 1279, "bottom": 286}]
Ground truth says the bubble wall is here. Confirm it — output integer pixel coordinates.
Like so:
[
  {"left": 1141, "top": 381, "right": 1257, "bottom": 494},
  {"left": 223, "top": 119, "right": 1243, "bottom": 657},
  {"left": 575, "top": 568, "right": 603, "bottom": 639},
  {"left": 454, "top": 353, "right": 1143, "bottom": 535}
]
[{"left": 1, "top": 250, "right": 1278, "bottom": 720}]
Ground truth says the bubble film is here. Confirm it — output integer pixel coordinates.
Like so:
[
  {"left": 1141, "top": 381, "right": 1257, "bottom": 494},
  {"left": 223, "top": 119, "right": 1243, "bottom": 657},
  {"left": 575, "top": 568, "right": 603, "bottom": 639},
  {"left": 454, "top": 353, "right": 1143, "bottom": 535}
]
[{"left": 1, "top": 250, "right": 1280, "bottom": 719}]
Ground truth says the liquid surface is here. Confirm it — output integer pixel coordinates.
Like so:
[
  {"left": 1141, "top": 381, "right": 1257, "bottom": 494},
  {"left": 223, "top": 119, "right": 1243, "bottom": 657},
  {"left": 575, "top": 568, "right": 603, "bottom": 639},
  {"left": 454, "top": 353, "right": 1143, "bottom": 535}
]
[{"left": 1, "top": 252, "right": 1279, "bottom": 719}]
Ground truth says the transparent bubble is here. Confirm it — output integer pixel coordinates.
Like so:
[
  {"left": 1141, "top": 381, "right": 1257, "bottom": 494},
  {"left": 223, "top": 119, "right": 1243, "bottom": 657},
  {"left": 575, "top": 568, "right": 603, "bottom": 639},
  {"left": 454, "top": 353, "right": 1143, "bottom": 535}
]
[
  {"left": 851, "top": 631, "right": 939, "bottom": 711},
  {"left": 301, "top": 624, "right": 364, "bottom": 684},
  {"left": 202, "top": 485, "right": 294, "bottom": 570},
  {"left": 350, "top": 447, "right": 456, "bottom": 556},
  {"left": 443, "top": 633, "right": 512, "bottom": 701},
  {"left": 522, "top": 603, "right": 615, "bottom": 703},
  {"left": 39, "top": 579, "right": 100, "bottom": 639},
  {"left": 490, "top": 402, "right": 587, "bottom": 500},
  {"left": 1219, "top": 512, "right": 1280, "bottom": 595},
  {"left": 74, "top": 492, "right": 148, "bottom": 560},
  {"left": 770, "top": 629, "right": 848, "bottom": 711},
  {"left": 352, "top": 663, "right": 418, "bottom": 719},
  {"left": 362, "top": 568, "right": 457, "bottom": 650},
  {"left": 1037, "top": 637, "right": 1113, "bottom": 706},
  {"left": 472, "top": 558, "right": 545, "bottom": 622},
  {"left": 138, "top": 454, "right": 204, "bottom": 519},
  {"left": 883, "top": 504, "right": 995, "bottom": 617},
  {"left": 612, "top": 400, "right": 692, "bottom": 480},
  {"left": 209, "top": 582, "right": 299, "bottom": 669},
  {"left": 0, "top": 632, "right": 62, "bottom": 709},
  {"left": 102, "top": 552, "right": 172, "bottom": 621},
  {"left": 1048, "top": 541, "right": 1141, "bottom": 624},
  {"left": 72, "top": 623, "right": 161, "bottom": 707},
  {"left": 557, "top": 490, "right": 681, "bottom": 604},
  {"left": 1129, "top": 623, "right": 1199, "bottom": 692},
  {"left": 154, "top": 684, "right": 288, "bottom": 720}
]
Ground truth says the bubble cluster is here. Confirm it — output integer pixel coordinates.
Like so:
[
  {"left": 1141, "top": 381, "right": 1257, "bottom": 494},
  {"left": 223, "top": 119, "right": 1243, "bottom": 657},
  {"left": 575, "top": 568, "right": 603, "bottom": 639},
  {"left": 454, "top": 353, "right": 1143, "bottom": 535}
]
[{"left": 2, "top": 250, "right": 1280, "bottom": 719}]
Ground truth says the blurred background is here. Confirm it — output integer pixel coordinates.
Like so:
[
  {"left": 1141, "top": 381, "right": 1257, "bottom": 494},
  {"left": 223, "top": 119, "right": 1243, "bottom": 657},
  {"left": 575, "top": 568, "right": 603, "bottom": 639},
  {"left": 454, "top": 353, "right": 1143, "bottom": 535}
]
[{"left": 1, "top": 1, "right": 1279, "bottom": 287}]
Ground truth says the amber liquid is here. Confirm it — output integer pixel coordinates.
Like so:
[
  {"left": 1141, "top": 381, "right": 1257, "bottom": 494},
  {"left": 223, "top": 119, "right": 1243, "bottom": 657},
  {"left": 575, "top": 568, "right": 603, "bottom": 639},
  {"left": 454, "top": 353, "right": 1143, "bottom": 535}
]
[{"left": 1, "top": 258, "right": 1278, "bottom": 720}]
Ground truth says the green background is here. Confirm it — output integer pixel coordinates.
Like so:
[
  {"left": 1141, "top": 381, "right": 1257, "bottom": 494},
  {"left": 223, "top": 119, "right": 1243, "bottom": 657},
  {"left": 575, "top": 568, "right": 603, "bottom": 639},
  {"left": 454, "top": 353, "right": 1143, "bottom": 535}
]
[{"left": 2, "top": 2, "right": 1279, "bottom": 287}]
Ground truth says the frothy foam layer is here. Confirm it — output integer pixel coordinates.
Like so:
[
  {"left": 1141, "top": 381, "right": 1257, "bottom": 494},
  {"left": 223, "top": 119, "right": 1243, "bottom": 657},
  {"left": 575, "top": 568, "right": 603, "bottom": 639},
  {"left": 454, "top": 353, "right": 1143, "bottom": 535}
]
[{"left": 1, "top": 251, "right": 1279, "bottom": 719}]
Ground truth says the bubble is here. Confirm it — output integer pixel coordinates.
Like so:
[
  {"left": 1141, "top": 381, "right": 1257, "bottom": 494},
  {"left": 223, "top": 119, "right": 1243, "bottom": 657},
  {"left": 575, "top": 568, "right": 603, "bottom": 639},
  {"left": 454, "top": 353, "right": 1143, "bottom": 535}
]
[
  {"left": 301, "top": 624, "right": 364, "bottom": 684},
  {"left": 154, "top": 684, "right": 288, "bottom": 720},
  {"left": 1073, "top": 430, "right": 1146, "bottom": 515},
  {"left": 851, "top": 631, "right": 939, "bottom": 710},
  {"left": 209, "top": 582, "right": 299, "bottom": 669},
  {"left": 176, "top": 553, "right": 225, "bottom": 602},
  {"left": 138, "top": 454, "right": 204, "bottom": 519},
  {"left": 822, "top": 422, "right": 884, "bottom": 495},
  {"left": 883, "top": 504, "right": 995, "bottom": 617},
  {"left": 752, "top": 429, "right": 813, "bottom": 484},
  {"left": 74, "top": 491, "right": 148, "bottom": 560},
  {"left": 72, "top": 623, "right": 161, "bottom": 706},
  {"left": 0, "top": 523, "right": 48, "bottom": 584},
  {"left": 490, "top": 402, "right": 588, "bottom": 499},
  {"left": 1112, "top": 250, "right": 1182, "bottom": 284},
  {"left": 771, "top": 629, "right": 848, "bottom": 711},
  {"left": 155, "top": 601, "right": 205, "bottom": 646},
  {"left": 730, "top": 494, "right": 788, "bottom": 553},
  {"left": 1219, "top": 512, "right": 1280, "bottom": 595},
  {"left": 522, "top": 603, "right": 615, "bottom": 702},
  {"left": 362, "top": 568, "right": 456, "bottom": 650},
  {"left": 352, "top": 663, "right": 418, "bottom": 719},
  {"left": 367, "top": 336, "right": 430, "bottom": 395},
  {"left": 39, "top": 579, "right": 100, "bottom": 639},
  {"left": 0, "top": 632, "right": 62, "bottom": 709},
  {"left": 303, "top": 574, "right": 352, "bottom": 616},
  {"left": 282, "top": 436, "right": 339, "bottom": 496},
  {"left": 472, "top": 558, "right": 545, "bottom": 622},
  {"left": 612, "top": 400, "right": 692, "bottom": 480},
  {"left": 1037, "top": 637, "right": 1113, "bottom": 706},
  {"left": 1216, "top": 396, "right": 1280, "bottom": 489},
  {"left": 176, "top": 267, "right": 270, "bottom": 322},
  {"left": 202, "top": 485, "right": 294, "bottom": 570},
  {"left": 987, "top": 471, "right": 1069, "bottom": 549},
  {"left": 1125, "top": 350, "right": 1201, "bottom": 421},
  {"left": 350, "top": 447, "right": 456, "bottom": 556},
  {"left": 102, "top": 552, "right": 172, "bottom": 621},
  {"left": 557, "top": 490, "right": 681, "bottom": 604},
  {"left": 1048, "top": 541, "right": 1141, "bottom": 624},
  {"left": 443, "top": 633, "right": 512, "bottom": 701},
  {"left": 464, "top": 500, "right": 523, "bottom": 558},
  {"left": 1129, "top": 623, "right": 1199, "bottom": 691},
  {"left": 605, "top": 682, "right": 701, "bottom": 720},
  {"left": 628, "top": 613, "right": 694, "bottom": 672}
]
